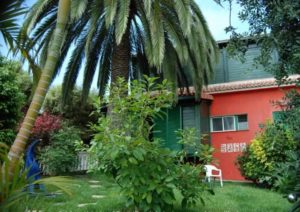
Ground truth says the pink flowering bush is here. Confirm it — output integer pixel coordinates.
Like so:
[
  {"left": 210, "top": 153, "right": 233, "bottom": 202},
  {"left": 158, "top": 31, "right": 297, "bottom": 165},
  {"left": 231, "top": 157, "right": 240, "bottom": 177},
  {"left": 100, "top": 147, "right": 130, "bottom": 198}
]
[{"left": 31, "top": 112, "right": 62, "bottom": 142}]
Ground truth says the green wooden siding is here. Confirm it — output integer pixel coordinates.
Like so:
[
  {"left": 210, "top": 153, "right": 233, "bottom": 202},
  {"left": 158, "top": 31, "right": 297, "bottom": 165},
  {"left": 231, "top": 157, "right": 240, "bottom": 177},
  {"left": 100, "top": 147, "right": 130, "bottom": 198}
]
[
  {"left": 153, "top": 106, "right": 182, "bottom": 151},
  {"left": 182, "top": 105, "right": 201, "bottom": 154},
  {"left": 153, "top": 101, "right": 211, "bottom": 152},
  {"left": 211, "top": 45, "right": 274, "bottom": 84}
]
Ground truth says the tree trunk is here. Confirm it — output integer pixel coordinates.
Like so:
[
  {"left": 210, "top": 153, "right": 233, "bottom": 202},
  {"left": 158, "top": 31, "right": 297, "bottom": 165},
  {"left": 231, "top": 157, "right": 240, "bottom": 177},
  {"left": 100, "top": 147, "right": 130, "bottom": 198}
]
[
  {"left": 8, "top": 0, "right": 71, "bottom": 176},
  {"left": 111, "top": 27, "right": 130, "bottom": 83},
  {"left": 108, "top": 26, "right": 131, "bottom": 126}
]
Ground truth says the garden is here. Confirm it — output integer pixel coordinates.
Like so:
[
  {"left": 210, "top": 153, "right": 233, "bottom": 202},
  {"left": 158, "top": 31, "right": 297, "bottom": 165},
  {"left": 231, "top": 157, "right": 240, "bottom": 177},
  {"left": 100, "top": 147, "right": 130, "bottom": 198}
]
[{"left": 1, "top": 0, "right": 300, "bottom": 212}]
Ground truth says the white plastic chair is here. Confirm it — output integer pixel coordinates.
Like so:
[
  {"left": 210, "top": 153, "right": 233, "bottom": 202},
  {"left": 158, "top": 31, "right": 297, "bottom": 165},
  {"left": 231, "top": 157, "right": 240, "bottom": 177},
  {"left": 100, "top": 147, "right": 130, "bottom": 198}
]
[{"left": 204, "top": 165, "right": 223, "bottom": 187}]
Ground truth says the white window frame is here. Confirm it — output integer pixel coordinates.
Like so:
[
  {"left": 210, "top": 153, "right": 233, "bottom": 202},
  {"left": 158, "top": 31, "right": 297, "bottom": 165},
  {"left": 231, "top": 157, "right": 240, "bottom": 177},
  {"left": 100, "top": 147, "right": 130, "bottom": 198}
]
[
  {"left": 236, "top": 114, "right": 248, "bottom": 130},
  {"left": 211, "top": 115, "right": 248, "bottom": 132},
  {"left": 210, "top": 117, "right": 224, "bottom": 132},
  {"left": 222, "top": 116, "right": 236, "bottom": 131}
]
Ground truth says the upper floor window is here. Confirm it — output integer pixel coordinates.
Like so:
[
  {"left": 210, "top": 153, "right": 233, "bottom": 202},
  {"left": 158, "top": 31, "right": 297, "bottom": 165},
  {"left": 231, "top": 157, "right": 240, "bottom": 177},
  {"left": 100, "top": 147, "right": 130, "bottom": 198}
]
[{"left": 211, "top": 114, "right": 248, "bottom": 132}]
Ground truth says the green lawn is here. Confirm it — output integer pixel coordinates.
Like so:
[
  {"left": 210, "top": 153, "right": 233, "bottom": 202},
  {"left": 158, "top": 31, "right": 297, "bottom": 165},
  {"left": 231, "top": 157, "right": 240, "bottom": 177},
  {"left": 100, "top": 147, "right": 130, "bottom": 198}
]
[{"left": 18, "top": 174, "right": 291, "bottom": 212}]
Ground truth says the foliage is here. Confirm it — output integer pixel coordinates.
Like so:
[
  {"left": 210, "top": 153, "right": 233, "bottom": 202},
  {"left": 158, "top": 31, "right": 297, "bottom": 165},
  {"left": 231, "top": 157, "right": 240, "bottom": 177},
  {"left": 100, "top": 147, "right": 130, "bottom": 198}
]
[
  {"left": 224, "top": 0, "right": 300, "bottom": 80},
  {"left": 271, "top": 91, "right": 300, "bottom": 210},
  {"left": 17, "top": 70, "right": 33, "bottom": 105},
  {"left": 38, "top": 124, "right": 81, "bottom": 175},
  {"left": 0, "top": 142, "right": 75, "bottom": 211},
  {"left": 43, "top": 86, "right": 98, "bottom": 142},
  {"left": 237, "top": 122, "right": 297, "bottom": 187},
  {"left": 31, "top": 112, "right": 62, "bottom": 143},
  {"left": 90, "top": 77, "right": 211, "bottom": 211},
  {"left": 0, "top": 56, "right": 26, "bottom": 146},
  {"left": 0, "top": 0, "right": 27, "bottom": 49},
  {"left": 20, "top": 0, "right": 218, "bottom": 101},
  {"left": 176, "top": 128, "right": 215, "bottom": 165},
  {"left": 175, "top": 128, "right": 215, "bottom": 208}
]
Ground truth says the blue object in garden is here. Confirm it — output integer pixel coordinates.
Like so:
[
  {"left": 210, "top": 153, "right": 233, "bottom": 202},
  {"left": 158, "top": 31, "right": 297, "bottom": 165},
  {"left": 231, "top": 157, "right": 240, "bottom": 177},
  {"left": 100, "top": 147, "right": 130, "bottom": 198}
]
[{"left": 25, "top": 139, "right": 45, "bottom": 193}]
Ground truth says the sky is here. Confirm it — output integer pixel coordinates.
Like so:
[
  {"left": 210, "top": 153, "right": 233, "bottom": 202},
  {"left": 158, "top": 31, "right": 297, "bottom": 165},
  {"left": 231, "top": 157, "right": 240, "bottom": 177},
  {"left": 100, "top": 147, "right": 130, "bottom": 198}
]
[{"left": 0, "top": 0, "right": 249, "bottom": 89}]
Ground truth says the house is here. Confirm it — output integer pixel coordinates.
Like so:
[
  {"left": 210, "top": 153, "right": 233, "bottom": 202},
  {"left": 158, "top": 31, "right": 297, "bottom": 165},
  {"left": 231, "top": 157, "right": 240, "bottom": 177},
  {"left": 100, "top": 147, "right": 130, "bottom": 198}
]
[{"left": 153, "top": 40, "right": 299, "bottom": 181}]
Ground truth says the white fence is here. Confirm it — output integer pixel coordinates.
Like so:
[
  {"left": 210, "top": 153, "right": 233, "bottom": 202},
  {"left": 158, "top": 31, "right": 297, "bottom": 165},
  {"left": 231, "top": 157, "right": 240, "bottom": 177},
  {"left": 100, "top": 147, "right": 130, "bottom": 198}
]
[
  {"left": 40, "top": 151, "right": 91, "bottom": 174},
  {"left": 74, "top": 151, "right": 89, "bottom": 171}
]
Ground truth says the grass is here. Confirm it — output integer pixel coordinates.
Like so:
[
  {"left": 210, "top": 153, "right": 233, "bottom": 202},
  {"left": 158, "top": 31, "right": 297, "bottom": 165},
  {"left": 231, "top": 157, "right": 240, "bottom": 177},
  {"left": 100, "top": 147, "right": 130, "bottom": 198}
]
[{"left": 16, "top": 174, "right": 291, "bottom": 212}]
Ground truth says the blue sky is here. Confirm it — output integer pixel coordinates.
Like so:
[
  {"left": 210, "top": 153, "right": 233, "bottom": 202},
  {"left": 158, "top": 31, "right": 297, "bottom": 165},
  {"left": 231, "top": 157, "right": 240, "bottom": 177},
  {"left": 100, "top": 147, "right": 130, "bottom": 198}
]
[{"left": 0, "top": 0, "right": 248, "bottom": 89}]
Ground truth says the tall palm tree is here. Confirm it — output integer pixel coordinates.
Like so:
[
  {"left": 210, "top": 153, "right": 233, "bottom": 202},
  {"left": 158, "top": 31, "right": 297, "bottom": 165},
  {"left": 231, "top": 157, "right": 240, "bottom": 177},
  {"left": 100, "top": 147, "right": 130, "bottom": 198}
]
[
  {"left": 20, "top": 0, "right": 219, "bottom": 102},
  {"left": 0, "top": 0, "right": 26, "bottom": 49},
  {"left": 8, "top": 0, "right": 71, "bottom": 175}
]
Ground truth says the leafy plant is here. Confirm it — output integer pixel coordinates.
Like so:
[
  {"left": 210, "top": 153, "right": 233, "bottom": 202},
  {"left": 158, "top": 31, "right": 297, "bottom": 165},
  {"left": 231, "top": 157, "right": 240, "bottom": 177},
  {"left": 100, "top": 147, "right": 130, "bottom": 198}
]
[
  {"left": 31, "top": 112, "right": 62, "bottom": 143},
  {"left": 224, "top": 0, "right": 300, "bottom": 80},
  {"left": 237, "top": 122, "right": 297, "bottom": 187},
  {"left": 0, "top": 142, "right": 75, "bottom": 211},
  {"left": 43, "top": 86, "right": 98, "bottom": 142},
  {"left": 0, "top": 57, "right": 26, "bottom": 145},
  {"left": 176, "top": 128, "right": 215, "bottom": 165},
  {"left": 38, "top": 124, "right": 81, "bottom": 175},
  {"left": 272, "top": 91, "right": 300, "bottom": 211},
  {"left": 90, "top": 77, "right": 211, "bottom": 211}
]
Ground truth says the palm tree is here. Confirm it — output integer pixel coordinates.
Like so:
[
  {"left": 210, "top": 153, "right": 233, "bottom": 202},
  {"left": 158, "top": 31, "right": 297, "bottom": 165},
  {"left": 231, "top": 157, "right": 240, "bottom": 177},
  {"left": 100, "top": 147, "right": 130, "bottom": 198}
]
[
  {"left": 8, "top": 0, "right": 71, "bottom": 175},
  {"left": 20, "top": 0, "right": 219, "bottom": 102},
  {"left": 0, "top": 0, "right": 26, "bottom": 49}
]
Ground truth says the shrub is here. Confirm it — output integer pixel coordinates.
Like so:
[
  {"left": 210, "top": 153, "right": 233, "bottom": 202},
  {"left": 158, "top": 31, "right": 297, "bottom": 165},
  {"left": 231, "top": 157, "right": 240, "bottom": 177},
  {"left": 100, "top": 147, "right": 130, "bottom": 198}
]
[
  {"left": 43, "top": 86, "right": 98, "bottom": 142},
  {"left": 90, "top": 77, "right": 211, "bottom": 211},
  {"left": 0, "top": 57, "right": 26, "bottom": 145},
  {"left": 38, "top": 125, "right": 81, "bottom": 175},
  {"left": 237, "top": 122, "right": 297, "bottom": 187},
  {"left": 31, "top": 112, "right": 62, "bottom": 143},
  {"left": 176, "top": 128, "right": 215, "bottom": 165},
  {"left": 272, "top": 90, "right": 300, "bottom": 210}
]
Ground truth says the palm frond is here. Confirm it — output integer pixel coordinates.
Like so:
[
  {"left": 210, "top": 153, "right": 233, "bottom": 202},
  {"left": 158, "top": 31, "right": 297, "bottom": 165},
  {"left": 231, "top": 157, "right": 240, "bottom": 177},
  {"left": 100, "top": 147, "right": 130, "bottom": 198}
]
[
  {"left": 104, "top": 0, "right": 117, "bottom": 28},
  {"left": 161, "top": 10, "right": 188, "bottom": 63},
  {"left": 62, "top": 32, "right": 88, "bottom": 103},
  {"left": 97, "top": 27, "right": 114, "bottom": 96},
  {"left": 115, "top": 0, "right": 130, "bottom": 45},
  {"left": 135, "top": 3, "right": 154, "bottom": 66},
  {"left": 174, "top": 0, "right": 191, "bottom": 36},
  {"left": 0, "top": 0, "right": 27, "bottom": 48},
  {"left": 70, "top": 0, "right": 88, "bottom": 21},
  {"left": 82, "top": 21, "right": 108, "bottom": 103},
  {"left": 149, "top": 0, "right": 165, "bottom": 67},
  {"left": 22, "top": 0, "right": 58, "bottom": 35}
]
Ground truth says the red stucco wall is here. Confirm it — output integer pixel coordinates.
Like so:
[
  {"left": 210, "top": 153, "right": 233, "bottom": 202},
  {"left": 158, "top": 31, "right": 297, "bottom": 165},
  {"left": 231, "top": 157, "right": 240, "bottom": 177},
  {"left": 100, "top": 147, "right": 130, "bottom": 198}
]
[{"left": 210, "top": 86, "right": 296, "bottom": 181}]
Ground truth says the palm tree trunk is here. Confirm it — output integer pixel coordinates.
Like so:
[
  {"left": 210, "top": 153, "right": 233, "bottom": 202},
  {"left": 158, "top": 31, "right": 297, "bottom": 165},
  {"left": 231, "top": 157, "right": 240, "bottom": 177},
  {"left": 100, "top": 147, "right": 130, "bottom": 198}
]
[
  {"left": 108, "top": 26, "right": 130, "bottom": 123},
  {"left": 111, "top": 27, "right": 130, "bottom": 83},
  {"left": 8, "top": 0, "right": 71, "bottom": 176}
]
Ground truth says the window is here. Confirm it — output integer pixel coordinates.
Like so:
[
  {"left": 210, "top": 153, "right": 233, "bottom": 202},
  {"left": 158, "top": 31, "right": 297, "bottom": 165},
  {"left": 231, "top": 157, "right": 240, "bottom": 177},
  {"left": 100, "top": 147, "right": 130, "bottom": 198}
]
[
  {"left": 224, "top": 116, "right": 235, "bottom": 130},
  {"left": 237, "top": 115, "right": 248, "bottom": 130},
  {"left": 211, "top": 114, "right": 248, "bottom": 132},
  {"left": 212, "top": 117, "right": 223, "bottom": 131}
]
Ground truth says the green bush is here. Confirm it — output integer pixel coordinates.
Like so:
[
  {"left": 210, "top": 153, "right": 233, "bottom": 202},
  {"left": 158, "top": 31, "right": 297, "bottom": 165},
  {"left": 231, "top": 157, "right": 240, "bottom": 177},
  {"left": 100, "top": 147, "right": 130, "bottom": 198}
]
[
  {"left": 43, "top": 86, "right": 98, "bottom": 142},
  {"left": 237, "top": 122, "right": 297, "bottom": 187},
  {"left": 90, "top": 77, "right": 211, "bottom": 211},
  {"left": 272, "top": 90, "right": 300, "bottom": 211},
  {"left": 176, "top": 128, "right": 215, "bottom": 165},
  {"left": 0, "top": 57, "right": 27, "bottom": 145},
  {"left": 38, "top": 125, "right": 82, "bottom": 175}
]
